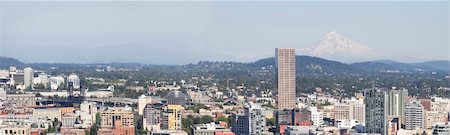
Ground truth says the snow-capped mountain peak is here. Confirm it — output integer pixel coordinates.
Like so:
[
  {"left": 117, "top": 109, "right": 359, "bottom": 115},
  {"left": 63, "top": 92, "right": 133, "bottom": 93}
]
[{"left": 299, "top": 31, "right": 386, "bottom": 63}]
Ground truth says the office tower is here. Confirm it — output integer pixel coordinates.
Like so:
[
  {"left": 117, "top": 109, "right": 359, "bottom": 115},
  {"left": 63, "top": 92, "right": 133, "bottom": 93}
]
[
  {"left": 245, "top": 102, "right": 266, "bottom": 135},
  {"left": 67, "top": 73, "right": 80, "bottom": 89},
  {"left": 232, "top": 113, "right": 248, "bottom": 135},
  {"left": 334, "top": 103, "right": 351, "bottom": 120},
  {"left": 388, "top": 89, "right": 408, "bottom": 125},
  {"left": 143, "top": 104, "right": 162, "bottom": 131},
  {"left": 365, "top": 88, "right": 388, "bottom": 135},
  {"left": 275, "top": 48, "right": 296, "bottom": 110},
  {"left": 23, "top": 67, "right": 34, "bottom": 88},
  {"left": 161, "top": 105, "right": 182, "bottom": 130},
  {"left": 352, "top": 103, "right": 366, "bottom": 124},
  {"left": 405, "top": 101, "right": 425, "bottom": 130},
  {"left": 233, "top": 102, "right": 266, "bottom": 135}
]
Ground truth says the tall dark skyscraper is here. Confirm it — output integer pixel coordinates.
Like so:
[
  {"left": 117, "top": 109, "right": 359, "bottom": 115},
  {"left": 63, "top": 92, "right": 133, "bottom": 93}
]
[{"left": 365, "top": 88, "right": 388, "bottom": 135}]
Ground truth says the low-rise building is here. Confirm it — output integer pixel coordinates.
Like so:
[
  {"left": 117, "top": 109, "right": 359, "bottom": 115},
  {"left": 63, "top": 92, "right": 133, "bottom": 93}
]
[{"left": 191, "top": 122, "right": 232, "bottom": 135}]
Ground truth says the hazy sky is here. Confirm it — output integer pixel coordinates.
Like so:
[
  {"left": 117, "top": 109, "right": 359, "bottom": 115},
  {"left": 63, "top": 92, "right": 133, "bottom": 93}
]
[{"left": 0, "top": 1, "right": 448, "bottom": 64}]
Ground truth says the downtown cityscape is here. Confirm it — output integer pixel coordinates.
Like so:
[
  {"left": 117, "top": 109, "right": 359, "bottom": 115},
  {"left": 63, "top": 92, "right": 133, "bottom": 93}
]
[{"left": 0, "top": 1, "right": 449, "bottom": 135}]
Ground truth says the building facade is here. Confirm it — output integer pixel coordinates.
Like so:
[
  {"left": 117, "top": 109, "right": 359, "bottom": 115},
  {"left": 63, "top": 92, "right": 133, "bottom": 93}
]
[
  {"left": 275, "top": 48, "right": 296, "bottom": 110},
  {"left": 405, "top": 101, "right": 425, "bottom": 130},
  {"left": 365, "top": 88, "right": 388, "bottom": 135},
  {"left": 161, "top": 105, "right": 182, "bottom": 130}
]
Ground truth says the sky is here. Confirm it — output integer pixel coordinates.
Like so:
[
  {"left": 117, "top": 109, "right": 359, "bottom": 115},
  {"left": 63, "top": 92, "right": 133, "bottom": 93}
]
[{"left": 0, "top": 1, "right": 448, "bottom": 64}]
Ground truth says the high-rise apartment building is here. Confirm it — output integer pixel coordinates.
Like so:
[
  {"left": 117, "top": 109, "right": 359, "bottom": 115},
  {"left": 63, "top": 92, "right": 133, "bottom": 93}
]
[
  {"left": 245, "top": 102, "right": 265, "bottom": 135},
  {"left": 405, "top": 101, "right": 425, "bottom": 130},
  {"left": 23, "top": 67, "right": 33, "bottom": 88},
  {"left": 161, "top": 105, "right": 182, "bottom": 130},
  {"left": 388, "top": 89, "right": 408, "bottom": 125},
  {"left": 275, "top": 48, "right": 296, "bottom": 110},
  {"left": 233, "top": 102, "right": 266, "bottom": 135},
  {"left": 365, "top": 88, "right": 388, "bottom": 135}
]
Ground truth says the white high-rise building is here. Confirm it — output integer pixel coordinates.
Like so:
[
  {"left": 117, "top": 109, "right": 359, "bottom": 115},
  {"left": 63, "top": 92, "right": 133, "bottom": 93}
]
[
  {"left": 309, "top": 106, "right": 323, "bottom": 126},
  {"left": 80, "top": 101, "right": 97, "bottom": 128},
  {"left": 138, "top": 95, "right": 153, "bottom": 115},
  {"left": 38, "top": 73, "right": 49, "bottom": 87},
  {"left": 405, "top": 101, "right": 425, "bottom": 130},
  {"left": 50, "top": 76, "right": 65, "bottom": 90},
  {"left": 23, "top": 67, "right": 34, "bottom": 88},
  {"left": 245, "top": 102, "right": 266, "bottom": 135},
  {"left": 67, "top": 73, "right": 80, "bottom": 89}
]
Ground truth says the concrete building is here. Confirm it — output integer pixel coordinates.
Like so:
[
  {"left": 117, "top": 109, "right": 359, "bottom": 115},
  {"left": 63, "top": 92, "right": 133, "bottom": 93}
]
[
  {"left": 98, "top": 120, "right": 135, "bottom": 135},
  {"left": 67, "top": 73, "right": 80, "bottom": 89},
  {"left": 80, "top": 101, "right": 97, "bottom": 128},
  {"left": 191, "top": 122, "right": 232, "bottom": 135},
  {"left": 23, "top": 67, "right": 34, "bottom": 89},
  {"left": 245, "top": 102, "right": 266, "bottom": 135},
  {"left": 144, "top": 104, "right": 162, "bottom": 131},
  {"left": 100, "top": 107, "right": 134, "bottom": 128},
  {"left": 33, "top": 108, "right": 62, "bottom": 121},
  {"left": 38, "top": 73, "right": 49, "bottom": 87},
  {"left": 50, "top": 76, "right": 65, "bottom": 90},
  {"left": 387, "top": 89, "right": 408, "bottom": 125},
  {"left": 309, "top": 107, "right": 323, "bottom": 126},
  {"left": 334, "top": 103, "right": 351, "bottom": 120},
  {"left": 61, "top": 113, "right": 77, "bottom": 128},
  {"left": 60, "top": 128, "right": 86, "bottom": 135},
  {"left": 161, "top": 105, "right": 182, "bottom": 130},
  {"left": 365, "top": 88, "right": 388, "bottom": 135},
  {"left": 138, "top": 95, "right": 153, "bottom": 115},
  {"left": 284, "top": 126, "right": 314, "bottom": 135},
  {"left": 425, "top": 111, "right": 449, "bottom": 129},
  {"left": 432, "top": 122, "right": 450, "bottom": 135},
  {"left": 275, "top": 48, "right": 296, "bottom": 110},
  {"left": 405, "top": 101, "right": 425, "bottom": 130},
  {"left": 6, "top": 94, "right": 36, "bottom": 107},
  {"left": 0, "top": 125, "right": 31, "bottom": 135},
  {"left": 232, "top": 113, "right": 247, "bottom": 135},
  {"left": 151, "top": 130, "right": 188, "bottom": 135}
]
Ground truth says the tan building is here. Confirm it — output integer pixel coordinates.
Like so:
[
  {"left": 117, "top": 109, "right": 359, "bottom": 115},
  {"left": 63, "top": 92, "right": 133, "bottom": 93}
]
[
  {"left": 98, "top": 120, "right": 135, "bottom": 135},
  {"left": 60, "top": 128, "right": 86, "bottom": 135},
  {"left": 6, "top": 94, "right": 36, "bottom": 107},
  {"left": 333, "top": 103, "right": 365, "bottom": 124},
  {"left": 58, "top": 107, "right": 75, "bottom": 114},
  {"left": 162, "top": 105, "right": 183, "bottom": 130},
  {"left": 100, "top": 107, "right": 134, "bottom": 128},
  {"left": 275, "top": 48, "right": 296, "bottom": 110},
  {"left": 0, "top": 125, "right": 31, "bottom": 135},
  {"left": 334, "top": 103, "right": 351, "bottom": 120},
  {"left": 425, "top": 111, "right": 449, "bottom": 129}
]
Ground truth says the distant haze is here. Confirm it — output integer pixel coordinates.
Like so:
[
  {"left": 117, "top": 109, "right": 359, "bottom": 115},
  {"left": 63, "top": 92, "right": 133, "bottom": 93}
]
[{"left": 0, "top": 1, "right": 448, "bottom": 64}]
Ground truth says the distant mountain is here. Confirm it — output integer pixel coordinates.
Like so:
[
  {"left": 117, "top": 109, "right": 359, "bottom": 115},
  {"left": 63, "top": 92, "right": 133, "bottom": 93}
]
[
  {"left": 0, "top": 56, "right": 24, "bottom": 68},
  {"left": 298, "top": 31, "right": 418, "bottom": 63},
  {"left": 252, "top": 55, "right": 362, "bottom": 75},
  {"left": 413, "top": 61, "right": 450, "bottom": 72},
  {"left": 351, "top": 60, "right": 449, "bottom": 73}
]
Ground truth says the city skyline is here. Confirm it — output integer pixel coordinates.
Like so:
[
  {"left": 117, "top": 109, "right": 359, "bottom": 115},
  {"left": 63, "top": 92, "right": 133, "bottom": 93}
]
[{"left": 0, "top": 1, "right": 448, "bottom": 64}]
